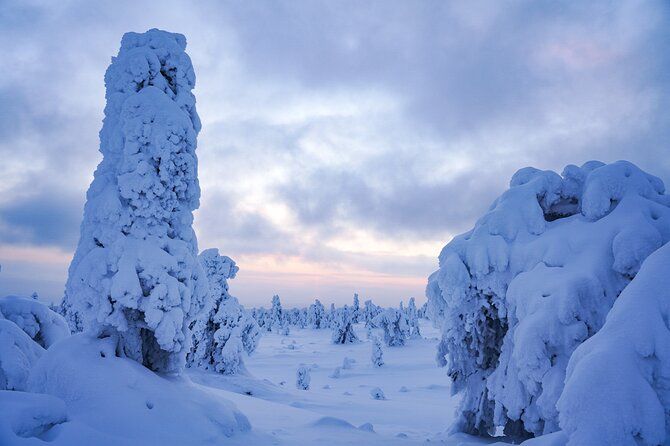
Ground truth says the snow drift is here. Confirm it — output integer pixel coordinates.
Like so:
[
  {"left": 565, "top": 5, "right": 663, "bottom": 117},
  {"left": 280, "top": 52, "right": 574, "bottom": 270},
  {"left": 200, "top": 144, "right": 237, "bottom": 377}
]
[{"left": 427, "top": 160, "right": 670, "bottom": 437}]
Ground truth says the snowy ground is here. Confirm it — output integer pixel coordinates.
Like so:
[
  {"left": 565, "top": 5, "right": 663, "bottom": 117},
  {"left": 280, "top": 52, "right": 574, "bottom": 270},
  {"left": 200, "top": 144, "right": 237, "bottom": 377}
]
[{"left": 189, "top": 320, "right": 502, "bottom": 445}]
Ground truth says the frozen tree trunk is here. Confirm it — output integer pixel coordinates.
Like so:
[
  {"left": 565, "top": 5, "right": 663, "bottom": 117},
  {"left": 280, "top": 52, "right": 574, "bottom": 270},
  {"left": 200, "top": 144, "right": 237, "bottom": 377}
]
[{"left": 64, "top": 29, "right": 208, "bottom": 375}]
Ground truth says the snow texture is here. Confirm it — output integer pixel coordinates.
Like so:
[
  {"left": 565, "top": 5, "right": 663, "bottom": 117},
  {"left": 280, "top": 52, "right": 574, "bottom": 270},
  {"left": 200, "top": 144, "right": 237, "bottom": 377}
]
[
  {"left": 63, "top": 29, "right": 208, "bottom": 374},
  {"left": 558, "top": 242, "right": 670, "bottom": 446},
  {"left": 427, "top": 160, "right": 670, "bottom": 437},
  {"left": 188, "top": 249, "right": 260, "bottom": 375}
]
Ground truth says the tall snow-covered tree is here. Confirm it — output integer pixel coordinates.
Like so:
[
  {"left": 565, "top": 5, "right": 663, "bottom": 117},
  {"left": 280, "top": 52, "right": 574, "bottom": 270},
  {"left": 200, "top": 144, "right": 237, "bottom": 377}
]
[
  {"left": 373, "top": 308, "right": 410, "bottom": 347},
  {"left": 188, "top": 249, "right": 260, "bottom": 375},
  {"left": 352, "top": 293, "right": 361, "bottom": 323},
  {"left": 407, "top": 297, "right": 421, "bottom": 339},
  {"left": 63, "top": 29, "right": 208, "bottom": 374},
  {"left": 427, "top": 161, "right": 670, "bottom": 437},
  {"left": 331, "top": 305, "right": 359, "bottom": 344}
]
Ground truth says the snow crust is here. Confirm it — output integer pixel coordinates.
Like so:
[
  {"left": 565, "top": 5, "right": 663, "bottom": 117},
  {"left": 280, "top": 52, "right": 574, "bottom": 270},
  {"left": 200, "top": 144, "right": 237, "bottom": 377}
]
[
  {"left": 427, "top": 160, "right": 670, "bottom": 437},
  {"left": 558, "top": 242, "right": 670, "bottom": 446},
  {"left": 63, "top": 29, "right": 207, "bottom": 374}
]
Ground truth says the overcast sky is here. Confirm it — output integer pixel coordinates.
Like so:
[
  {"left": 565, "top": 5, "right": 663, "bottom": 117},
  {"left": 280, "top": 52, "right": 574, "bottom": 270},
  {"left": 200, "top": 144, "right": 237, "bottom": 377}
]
[{"left": 1, "top": 0, "right": 669, "bottom": 307}]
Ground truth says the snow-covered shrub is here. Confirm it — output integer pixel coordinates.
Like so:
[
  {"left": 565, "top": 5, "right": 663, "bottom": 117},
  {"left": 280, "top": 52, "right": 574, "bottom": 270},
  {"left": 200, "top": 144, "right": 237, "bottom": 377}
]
[
  {"left": 331, "top": 306, "right": 359, "bottom": 344},
  {"left": 558, "top": 242, "right": 670, "bottom": 446},
  {"left": 63, "top": 29, "right": 208, "bottom": 375},
  {"left": 371, "top": 337, "right": 384, "bottom": 368},
  {"left": 342, "top": 357, "right": 355, "bottom": 370},
  {"left": 330, "top": 367, "right": 341, "bottom": 379},
  {"left": 296, "top": 365, "right": 311, "bottom": 390},
  {"left": 0, "top": 319, "right": 44, "bottom": 391},
  {"left": 308, "top": 299, "right": 326, "bottom": 329},
  {"left": 370, "top": 387, "right": 386, "bottom": 400},
  {"left": 373, "top": 308, "right": 410, "bottom": 347},
  {"left": 188, "top": 249, "right": 260, "bottom": 375},
  {"left": 0, "top": 296, "right": 69, "bottom": 348},
  {"left": 427, "top": 160, "right": 670, "bottom": 437}
]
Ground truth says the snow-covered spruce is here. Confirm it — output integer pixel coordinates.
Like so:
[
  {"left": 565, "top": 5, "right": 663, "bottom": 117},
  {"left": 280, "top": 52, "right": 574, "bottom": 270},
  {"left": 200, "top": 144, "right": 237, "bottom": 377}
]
[
  {"left": 63, "top": 29, "right": 209, "bottom": 374},
  {"left": 270, "top": 295, "right": 284, "bottom": 333},
  {"left": 0, "top": 296, "right": 69, "bottom": 349},
  {"left": 426, "top": 160, "right": 670, "bottom": 437},
  {"left": 188, "top": 249, "right": 260, "bottom": 375},
  {"left": 308, "top": 299, "right": 326, "bottom": 329},
  {"left": 296, "top": 365, "right": 311, "bottom": 390},
  {"left": 558, "top": 242, "right": 670, "bottom": 446},
  {"left": 370, "top": 387, "right": 386, "bottom": 400},
  {"left": 371, "top": 336, "right": 384, "bottom": 368},
  {"left": 407, "top": 297, "right": 421, "bottom": 339},
  {"left": 373, "top": 308, "right": 410, "bottom": 347},
  {"left": 352, "top": 293, "right": 361, "bottom": 323},
  {"left": 331, "top": 305, "right": 359, "bottom": 344}
]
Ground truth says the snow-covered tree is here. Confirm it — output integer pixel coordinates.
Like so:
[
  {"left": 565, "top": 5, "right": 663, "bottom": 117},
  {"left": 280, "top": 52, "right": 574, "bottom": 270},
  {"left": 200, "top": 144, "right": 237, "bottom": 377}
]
[
  {"left": 63, "top": 29, "right": 209, "bottom": 374},
  {"left": 188, "top": 249, "right": 260, "bottom": 375},
  {"left": 363, "top": 299, "right": 379, "bottom": 329},
  {"left": 427, "top": 161, "right": 670, "bottom": 437},
  {"left": 558, "top": 242, "right": 670, "bottom": 446},
  {"left": 307, "top": 299, "right": 326, "bottom": 329},
  {"left": 371, "top": 336, "right": 384, "bottom": 368},
  {"left": 373, "top": 308, "right": 410, "bottom": 347},
  {"left": 407, "top": 297, "right": 421, "bottom": 339},
  {"left": 270, "top": 295, "right": 283, "bottom": 332},
  {"left": 327, "top": 303, "right": 337, "bottom": 328},
  {"left": 331, "top": 305, "right": 359, "bottom": 344},
  {"left": 296, "top": 365, "right": 311, "bottom": 390},
  {"left": 352, "top": 293, "right": 361, "bottom": 323}
]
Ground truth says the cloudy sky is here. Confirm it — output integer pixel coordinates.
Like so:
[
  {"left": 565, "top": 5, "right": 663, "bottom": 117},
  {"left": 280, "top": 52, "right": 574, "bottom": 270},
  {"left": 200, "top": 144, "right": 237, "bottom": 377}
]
[{"left": 1, "top": 0, "right": 669, "bottom": 307}]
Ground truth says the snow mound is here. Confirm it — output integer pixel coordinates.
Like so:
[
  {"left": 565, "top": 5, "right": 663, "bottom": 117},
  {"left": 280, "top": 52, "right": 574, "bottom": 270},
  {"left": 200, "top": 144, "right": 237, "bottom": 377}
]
[
  {"left": 0, "top": 296, "right": 69, "bottom": 348},
  {"left": 427, "top": 160, "right": 670, "bottom": 437},
  {"left": 310, "top": 416, "right": 356, "bottom": 429},
  {"left": 0, "top": 320, "right": 43, "bottom": 391},
  {"left": 26, "top": 333, "right": 250, "bottom": 444},
  {"left": 0, "top": 390, "right": 67, "bottom": 441},
  {"left": 558, "top": 242, "right": 670, "bottom": 446}
]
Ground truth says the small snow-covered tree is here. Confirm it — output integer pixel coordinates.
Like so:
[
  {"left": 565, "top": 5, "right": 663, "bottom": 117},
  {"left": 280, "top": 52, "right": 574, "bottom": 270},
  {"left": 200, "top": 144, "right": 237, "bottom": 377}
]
[
  {"left": 373, "top": 308, "right": 410, "bottom": 347},
  {"left": 327, "top": 303, "right": 337, "bottom": 328},
  {"left": 558, "top": 243, "right": 670, "bottom": 446},
  {"left": 63, "top": 29, "right": 208, "bottom": 374},
  {"left": 363, "top": 299, "right": 379, "bottom": 329},
  {"left": 407, "top": 297, "right": 421, "bottom": 339},
  {"left": 308, "top": 299, "right": 326, "bottom": 329},
  {"left": 371, "top": 336, "right": 384, "bottom": 368},
  {"left": 331, "top": 305, "right": 359, "bottom": 344},
  {"left": 296, "top": 365, "right": 311, "bottom": 390},
  {"left": 427, "top": 161, "right": 670, "bottom": 437},
  {"left": 352, "top": 293, "right": 361, "bottom": 323},
  {"left": 188, "top": 249, "right": 260, "bottom": 375},
  {"left": 270, "top": 295, "right": 283, "bottom": 332}
]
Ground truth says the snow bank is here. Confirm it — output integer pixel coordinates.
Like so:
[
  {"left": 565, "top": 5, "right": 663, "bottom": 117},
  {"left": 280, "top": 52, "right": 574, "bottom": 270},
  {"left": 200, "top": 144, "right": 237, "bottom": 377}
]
[
  {"left": 26, "top": 333, "right": 250, "bottom": 444},
  {"left": 0, "top": 320, "right": 43, "bottom": 391},
  {"left": 64, "top": 29, "right": 208, "bottom": 374},
  {"left": 558, "top": 242, "right": 670, "bottom": 446},
  {"left": 427, "top": 161, "right": 670, "bottom": 437}
]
